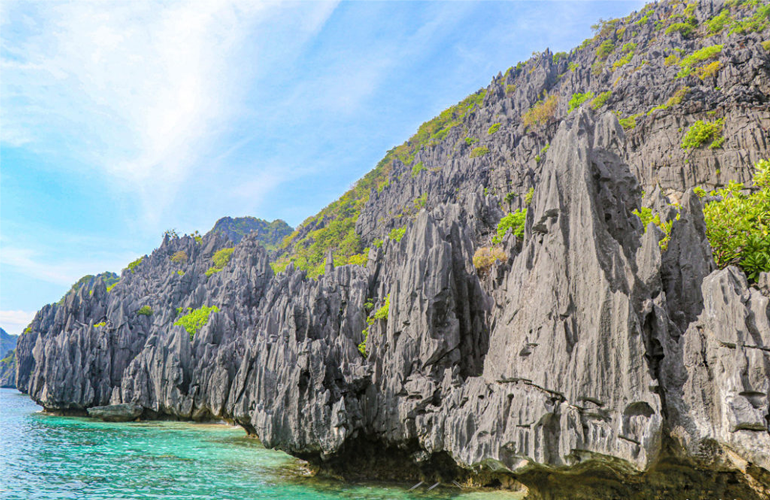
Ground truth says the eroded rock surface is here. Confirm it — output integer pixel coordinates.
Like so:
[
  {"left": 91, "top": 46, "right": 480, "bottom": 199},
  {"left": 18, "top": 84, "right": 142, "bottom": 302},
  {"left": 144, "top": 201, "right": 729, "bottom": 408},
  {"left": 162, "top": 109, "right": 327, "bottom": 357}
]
[{"left": 13, "top": 1, "right": 770, "bottom": 498}]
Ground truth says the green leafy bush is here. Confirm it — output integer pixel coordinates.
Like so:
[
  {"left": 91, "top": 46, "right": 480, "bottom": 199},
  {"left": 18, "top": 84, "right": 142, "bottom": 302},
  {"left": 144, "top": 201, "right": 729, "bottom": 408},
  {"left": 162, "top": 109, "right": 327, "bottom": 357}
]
[
  {"left": 492, "top": 209, "right": 527, "bottom": 244},
  {"left": 568, "top": 92, "right": 594, "bottom": 113},
  {"left": 170, "top": 251, "right": 188, "bottom": 264},
  {"left": 665, "top": 22, "right": 695, "bottom": 37},
  {"left": 471, "top": 146, "right": 490, "bottom": 158},
  {"left": 681, "top": 119, "right": 724, "bottom": 150},
  {"left": 488, "top": 123, "right": 501, "bottom": 134},
  {"left": 633, "top": 207, "right": 675, "bottom": 249},
  {"left": 762, "top": 40, "right": 770, "bottom": 51},
  {"left": 552, "top": 51, "right": 568, "bottom": 63},
  {"left": 206, "top": 248, "right": 235, "bottom": 277},
  {"left": 505, "top": 84, "right": 517, "bottom": 94},
  {"left": 411, "top": 162, "right": 426, "bottom": 178},
  {"left": 700, "top": 160, "right": 770, "bottom": 282},
  {"left": 596, "top": 40, "right": 615, "bottom": 60},
  {"left": 524, "top": 187, "right": 535, "bottom": 206},
  {"left": 137, "top": 306, "right": 153, "bottom": 316},
  {"left": 568, "top": 61, "right": 579, "bottom": 72},
  {"left": 523, "top": 93, "right": 558, "bottom": 128},
  {"left": 707, "top": 10, "right": 731, "bottom": 33},
  {"left": 174, "top": 305, "right": 220, "bottom": 339},
  {"left": 465, "top": 137, "right": 478, "bottom": 145},
  {"left": 619, "top": 113, "right": 642, "bottom": 130},
  {"left": 591, "top": 91, "right": 612, "bottom": 110},
  {"left": 374, "top": 295, "right": 390, "bottom": 321},
  {"left": 127, "top": 257, "right": 143, "bottom": 273},
  {"left": 676, "top": 45, "right": 722, "bottom": 78},
  {"left": 106, "top": 282, "right": 119, "bottom": 293},
  {"left": 389, "top": 227, "right": 406, "bottom": 242},
  {"left": 94, "top": 322, "right": 106, "bottom": 328}
]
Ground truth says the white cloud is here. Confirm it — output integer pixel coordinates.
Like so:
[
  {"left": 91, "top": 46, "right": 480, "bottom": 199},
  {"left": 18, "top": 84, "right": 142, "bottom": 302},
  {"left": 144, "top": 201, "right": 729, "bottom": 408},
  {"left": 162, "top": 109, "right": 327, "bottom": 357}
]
[
  {"left": 0, "top": 310, "right": 36, "bottom": 336},
  {"left": 1, "top": 0, "right": 339, "bottom": 225}
]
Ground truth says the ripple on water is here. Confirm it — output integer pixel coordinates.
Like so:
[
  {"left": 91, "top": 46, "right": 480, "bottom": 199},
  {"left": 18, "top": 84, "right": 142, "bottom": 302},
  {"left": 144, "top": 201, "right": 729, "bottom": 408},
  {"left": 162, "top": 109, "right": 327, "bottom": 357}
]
[{"left": 0, "top": 389, "right": 524, "bottom": 500}]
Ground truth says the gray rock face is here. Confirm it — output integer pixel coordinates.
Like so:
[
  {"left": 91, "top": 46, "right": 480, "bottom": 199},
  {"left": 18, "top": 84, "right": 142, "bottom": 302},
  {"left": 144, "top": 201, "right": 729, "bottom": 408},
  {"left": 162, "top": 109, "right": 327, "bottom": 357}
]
[
  {"left": 13, "top": 1, "right": 770, "bottom": 498},
  {"left": 87, "top": 403, "right": 143, "bottom": 422}
]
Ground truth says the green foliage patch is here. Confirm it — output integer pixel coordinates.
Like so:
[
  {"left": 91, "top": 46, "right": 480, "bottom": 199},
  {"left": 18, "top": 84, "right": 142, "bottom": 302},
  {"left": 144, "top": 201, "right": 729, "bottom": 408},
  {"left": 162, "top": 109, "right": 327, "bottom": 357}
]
[
  {"left": 591, "top": 91, "right": 612, "bottom": 110},
  {"left": 568, "top": 92, "right": 594, "bottom": 113},
  {"left": 681, "top": 119, "right": 724, "bottom": 150},
  {"left": 676, "top": 45, "right": 722, "bottom": 78},
  {"left": 174, "top": 305, "right": 220, "bottom": 339},
  {"left": 206, "top": 248, "right": 235, "bottom": 277},
  {"left": 411, "top": 162, "right": 426, "bottom": 178},
  {"left": 471, "top": 146, "right": 490, "bottom": 158},
  {"left": 488, "top": 123, "right": 501, "bottom": 135},
  {"left": 389, "top": 227, "right": 406, "bottom": 242},
  {"left": 127, "top": 257, "right": 143, "bottom": 273},
  {"left": 137, "top": 306, "right": 153, "bottom": 316},
  {"left": 492, "top": 209, "right": 527, "bottom": 244},
  {"left": 699, "top": 160, "right": 770, "bottom": 281}
]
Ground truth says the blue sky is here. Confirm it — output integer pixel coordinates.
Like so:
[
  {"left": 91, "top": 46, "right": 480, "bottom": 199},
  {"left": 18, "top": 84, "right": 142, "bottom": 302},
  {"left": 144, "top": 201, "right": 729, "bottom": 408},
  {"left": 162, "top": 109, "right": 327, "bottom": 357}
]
[{"left": 0, "top": 0, "right": 644, "bottom": 334}]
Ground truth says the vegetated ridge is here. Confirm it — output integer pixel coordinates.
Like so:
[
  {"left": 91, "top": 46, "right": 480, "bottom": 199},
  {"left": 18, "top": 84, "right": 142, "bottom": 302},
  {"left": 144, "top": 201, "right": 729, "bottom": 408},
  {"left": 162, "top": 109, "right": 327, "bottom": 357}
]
[{"left": 13, "top": 1, "right": 770, "bottom": 498}]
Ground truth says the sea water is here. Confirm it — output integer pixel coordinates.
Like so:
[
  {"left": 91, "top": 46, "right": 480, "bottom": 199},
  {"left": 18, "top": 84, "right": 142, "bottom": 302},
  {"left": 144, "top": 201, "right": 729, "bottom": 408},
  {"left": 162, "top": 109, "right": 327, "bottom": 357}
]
[{"left": 0, "top": 389, "right": 523, "bottom": 500}]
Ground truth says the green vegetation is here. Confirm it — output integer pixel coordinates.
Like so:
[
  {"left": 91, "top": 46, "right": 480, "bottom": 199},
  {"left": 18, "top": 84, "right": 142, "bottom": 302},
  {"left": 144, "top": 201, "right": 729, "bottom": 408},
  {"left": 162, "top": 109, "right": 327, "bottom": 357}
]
[
  {"left": 698, "top": 160, "right": 770, "bottom": 281},
  {"left": 523, "top": 93, "right": 558, "bottom": 129},
  {"left": 505, "top": 84, "right": 517, "bottom": 94},
  {"left": 389, "top": 227, "right": 406, "bottom": 242},
  {"left": 473, "top": 247, "right": 507, "bottom": 275},
  {"left": 205, "top": 248, "right": 235, "bottom": 277},
  {"left": 634, "top": 207, "right": 676, "bottom": 250},
  {"left": 647, "top": 86, "right": 689, "bottom": 116},
  {"left": 728, "top": 3, "right": 770, "bottom": 34},
  {"left": 665, "top": 22, "right": 695, "bottom": 37},
  {"left": 373, "top": 295, "right": 390, "bottom": 321},
  {"left": 106, "top": 282, "right": 118, "bottom": 293},
  {"left": 524, "top": 187, "right": 535, "bottom": 206},
  {"left": 411, "top": 162, "right": 426, "bottom": 178},
  {"left": 591, "top": 91, "right": 612, "bottom": 110},
  {"left": 94, "top": 322, "right": 106, "bottom": 328},
  {"left": 492, "top": 209, "right": 527, "bottom": 244},
  {"left": 591, "top": 61, "right": 604, "bottom": 76},
  {"left": 471, "top": 146, "right": 490, "bottom": 158},
  {"left": 211, "top": 217, "right": 293, "bottom": 249},
  {"left": 596, "top": 40, "right": 615, "bottom": 60},
  {"left": 707, "top": 9, "right": 732, "bottom": 33},
  {"left": 174, "top": 305, "right": 220, "bottom": 339},
  {"left": 465, "top": 137, "right": 478, "bottom": 145},
  {"left": 695, "top": 61, "right": 721, "bottom": 80},
  {"left": 488, "top": 123, "right": 501, "bottom": 134},
  {"left": 568, "top": 61, "right": 579, "bottom": 72},
  {"left": 676, "top": 45, "right": 722, "bottom": 78},
  {"left": 127, "top": 257, "right": 143, "bottom": 273},
  {"left": 137, "top": 306, "right": 153, "bottom": 316},
  {"left": 762, "top": 40, "right": 770, "bottom": 51},
  {"left": 664, "top": 54, "right": 680, "bottom": 66},
  {"left": 568, "top": 92, "right": 594, "bottom": 113},
  {"left": 275, "top": 89, "right": 487, "bottom": 278},
  {"left": 681, "top": 119, "right": 724, "bottom": 150},
  {"left": 552, "top": 51, "right": 568, "bottom": 63},
  {"left": 619, "top": 113, "right": 642, "bottom": 130},
  {"left": 170, "top": 251, "right": 188, "bottom": 264},
  {"left": 504, "top": 192, "right": 517, "bottom": 205},
  {"left": 177, "top": 270, "right": 185, "bottom": 276},
  {"left": 414, "top": 193, "right": 427, "bottom": 210}
]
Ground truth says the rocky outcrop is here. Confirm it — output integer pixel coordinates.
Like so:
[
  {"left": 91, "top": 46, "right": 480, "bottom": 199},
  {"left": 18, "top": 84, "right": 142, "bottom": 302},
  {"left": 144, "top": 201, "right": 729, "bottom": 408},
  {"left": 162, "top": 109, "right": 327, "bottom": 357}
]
[
  {"left": 87, "top": 403, "right": 143, "bottom": 422},
  {"left": 0, "top": 327, "right": 17, "bottom": 388},
  {"left": 13, "top": 1, "right": 770, "bottom": 498}
]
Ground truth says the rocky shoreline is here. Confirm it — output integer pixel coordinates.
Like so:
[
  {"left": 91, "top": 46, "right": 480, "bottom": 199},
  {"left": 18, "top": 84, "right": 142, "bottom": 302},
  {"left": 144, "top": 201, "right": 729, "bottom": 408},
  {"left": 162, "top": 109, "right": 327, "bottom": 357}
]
[{"left": 13, "top": 1, "right": 770, "bottom": 498}]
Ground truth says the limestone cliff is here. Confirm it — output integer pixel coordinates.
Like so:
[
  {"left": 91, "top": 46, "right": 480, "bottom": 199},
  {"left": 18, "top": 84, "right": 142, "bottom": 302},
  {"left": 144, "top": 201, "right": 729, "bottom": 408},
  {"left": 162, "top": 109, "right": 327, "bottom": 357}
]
[{"left": 14, "top": 1, "right": 770, "bottom": 498}]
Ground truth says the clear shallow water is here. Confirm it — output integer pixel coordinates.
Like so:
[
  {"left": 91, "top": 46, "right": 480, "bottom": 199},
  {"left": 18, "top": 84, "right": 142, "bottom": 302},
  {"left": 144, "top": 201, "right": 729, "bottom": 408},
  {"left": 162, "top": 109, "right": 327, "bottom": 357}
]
[{"left": 0, "top": 389, "right": 522, "bottom": 500}]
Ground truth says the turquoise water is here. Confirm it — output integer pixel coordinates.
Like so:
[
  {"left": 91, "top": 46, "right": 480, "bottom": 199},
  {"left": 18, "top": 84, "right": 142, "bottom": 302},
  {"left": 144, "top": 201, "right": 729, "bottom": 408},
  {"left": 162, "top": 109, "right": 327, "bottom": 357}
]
[{"left": 0, "top": 389, "right": 522, "bottom": 500}]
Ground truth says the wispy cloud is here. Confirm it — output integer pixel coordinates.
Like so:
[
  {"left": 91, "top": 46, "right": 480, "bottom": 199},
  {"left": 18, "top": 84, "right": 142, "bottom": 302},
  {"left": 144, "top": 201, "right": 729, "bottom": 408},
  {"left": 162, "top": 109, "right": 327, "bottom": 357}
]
[
  {"left": 0, "top": 310, "right": 36, "bottom": 336},
  {"left": 1, "top": 0, "right": 339, "bottom": 226}
]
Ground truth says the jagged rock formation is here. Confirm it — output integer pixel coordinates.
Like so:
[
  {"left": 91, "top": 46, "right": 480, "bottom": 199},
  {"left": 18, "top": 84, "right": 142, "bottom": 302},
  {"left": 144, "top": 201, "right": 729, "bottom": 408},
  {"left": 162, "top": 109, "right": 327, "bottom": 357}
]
[
  {"left": 0, "top": 328, "right": 17, "bottom": 388},
  {"left": 13, "top": 1, "right": 770, "bottom": 498},
  {"left": 210, "top": 216, "right": 293, "bottom": 247}
]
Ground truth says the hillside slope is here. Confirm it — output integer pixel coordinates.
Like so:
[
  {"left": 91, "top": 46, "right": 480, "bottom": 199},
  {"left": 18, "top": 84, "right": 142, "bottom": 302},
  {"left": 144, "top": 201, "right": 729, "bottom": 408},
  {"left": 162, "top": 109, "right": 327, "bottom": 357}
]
[
  {"left": 209, "top": 216, "right": 292, "bottom": 248},
  {"left": 14, "top": 1, "right": 770, "bottom": 498}
]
